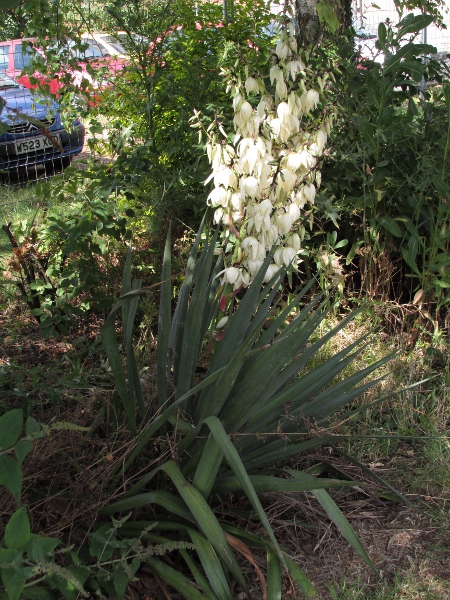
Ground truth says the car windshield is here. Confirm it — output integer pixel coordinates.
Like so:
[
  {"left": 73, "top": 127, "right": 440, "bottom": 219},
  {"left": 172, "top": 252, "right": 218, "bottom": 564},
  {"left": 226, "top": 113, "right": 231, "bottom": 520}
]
[
  {"left": 58, "top": 39, "right": 104, "bottom": 60},
  {"left": 0, "top": 73, "right": 20, "bottom": 89},
  {"left": 101, "top": 35, "right": 127, "bottom": 54}
]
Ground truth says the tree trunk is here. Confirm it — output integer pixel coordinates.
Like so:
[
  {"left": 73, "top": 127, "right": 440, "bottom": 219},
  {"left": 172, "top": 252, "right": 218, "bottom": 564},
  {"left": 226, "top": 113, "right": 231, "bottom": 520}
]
[{"left": 295, "top": 0, "right": 353, "bottom": 48}]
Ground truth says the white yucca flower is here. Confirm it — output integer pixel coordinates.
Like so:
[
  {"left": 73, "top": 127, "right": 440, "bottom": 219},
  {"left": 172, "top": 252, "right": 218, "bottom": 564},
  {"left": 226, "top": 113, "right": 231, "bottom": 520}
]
[
  {"left": 248, "top": 258, "right": 264, "bottom": 275},
  {"left": 278, "top": 169, "right": 297, "bottom": 192},
  {"left": 276, "top": 78, "right": 288, "bottom": 100},
  {"left": 263, "top": 263, "right": 279, "bottom": 283},
  {"left": 214, "top": 167, "right": 237, "bottom": 189},
  {"left": 293, "top": 188, "right": 307, "bottom": 208},
  {"left": 213, "top": 207, "right": 224, "bottom": 224},
  {"left": 303, "top": 183, "right": 316, "bottom": 204},
  {"left": 285, "top": 152, "right": 302, "bottom": 171},
  {"left": 246, "top": 145, "right": 261, "bottom": 174},
  {"left": 242, "top": 236, "right": 261, "bottom": 261},
  {"left": 240, "top": 101, "right": 253, "bottom": 121},
  {"left": 233, "top": 93, "right": 243, "bottom": 111},
  {"left": 316, "top": 128, "right": 327, "bottom": 154},
  {"left": 288, "top": 91, "right": 303, "bottom": 116},
  {"left": 223, "top": 266, "right": 241, "bottom": 285},
  {"left": 234, "top": 112, "right": 245, "bottom": 130},
  {"left": 274, "top": 246, "right": 296, "bottom": 267},
  {"left": 241, "top": 176, "right": 259, "bottom": 198},
  {"left": 287, "top": 60, "right": 305, "bottom": 81},
  {"left": 277, "top": 212, "right": 293, "bottom": 236},
  {"left": 288, "top": 232, "right": 301, "bottom": 251},
  {"left": 269, "top": 118, "right": 281, "bottom": 137},
  {"left": 270, "top": 64, "right": 281, "bottom": 84},
  {"left": 259, "top": 199, "right": 273, "bottom": 217},
  {"left": 277, "top": 102, "right": 290, "bottom": 122},
  {"left": 207, "top": 186, "right": 228, "bottom": 207},
  {"left": 222, "top": 145, "right": 235, "bottom": 165},
  {"left": 275, "top": 41, "right": 289, "bottom": 60},
  {"left": 245, "top": 77, "right": 260, "bottom": 94},
  {"left": 288, "top": 202, "right": 301, "bottom": 223},
  {"left": 231, "top": 193, "right": 243, "bottom": 211},
  {"left": 255, "top": 137, "right": 267, "bottom": 157},
  {"left": 305, "top": 89, "right": 320, "bottom": 112},
  {"left": 232, "top": 210, "right": 243, "bottom": 223},
  {"left": 237, "top": 138, "right": 253, "bottom": 156}
]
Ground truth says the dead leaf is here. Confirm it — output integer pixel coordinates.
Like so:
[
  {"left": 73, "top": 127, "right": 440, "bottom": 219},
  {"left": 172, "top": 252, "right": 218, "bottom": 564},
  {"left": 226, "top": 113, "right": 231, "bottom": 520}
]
[{"left": 225, "top": 532, "right": 267, "bottom": 600}]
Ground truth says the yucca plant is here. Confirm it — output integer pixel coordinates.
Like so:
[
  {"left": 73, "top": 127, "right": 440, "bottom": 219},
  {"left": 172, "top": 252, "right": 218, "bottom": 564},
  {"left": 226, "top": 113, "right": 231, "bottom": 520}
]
[{"left": 99, "top": 222, "right": 395, "bottom": 598}]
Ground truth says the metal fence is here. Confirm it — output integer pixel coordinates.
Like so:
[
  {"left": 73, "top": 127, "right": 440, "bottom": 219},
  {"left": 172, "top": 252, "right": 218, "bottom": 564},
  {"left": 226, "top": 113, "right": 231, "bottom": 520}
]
[{"left": 353, "top": 0, "right": 450, "bottom": 51}]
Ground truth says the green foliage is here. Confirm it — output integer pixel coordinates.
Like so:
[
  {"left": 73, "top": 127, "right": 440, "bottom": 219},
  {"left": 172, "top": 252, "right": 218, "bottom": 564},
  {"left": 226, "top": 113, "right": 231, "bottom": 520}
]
[
  {"left": 97, "top": 221, "right": 397, "bottom": 597},
  {"left": 321, "top": 14, "right": 450, "bottom": 306},
  {"left": 82, "top": 0, "right": 277, "bottom": 231},
  {"left": 0, "top": 410, "right": 37, "bottom": 503},
  {"left": 2, "top": 169, "right": 131, "bottom": 336}
]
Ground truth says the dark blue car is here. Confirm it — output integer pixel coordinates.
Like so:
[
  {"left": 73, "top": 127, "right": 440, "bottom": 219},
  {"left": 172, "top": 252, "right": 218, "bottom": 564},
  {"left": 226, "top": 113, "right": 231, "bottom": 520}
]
[{"left": 0, "top": 73, "right": 85, "bottom": 172}]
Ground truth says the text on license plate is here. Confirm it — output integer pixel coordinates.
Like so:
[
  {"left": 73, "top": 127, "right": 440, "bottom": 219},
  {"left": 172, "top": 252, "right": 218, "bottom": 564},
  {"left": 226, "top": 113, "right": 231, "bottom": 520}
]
[{"left": 15, "top": 134, "right": 62, "bottom": 155}]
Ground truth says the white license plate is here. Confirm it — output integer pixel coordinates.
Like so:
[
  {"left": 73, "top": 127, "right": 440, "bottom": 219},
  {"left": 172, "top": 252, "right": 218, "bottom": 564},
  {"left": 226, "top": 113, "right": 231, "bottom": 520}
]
[{"left": 15, "top": 134, "right": 62, "bottom": 155}]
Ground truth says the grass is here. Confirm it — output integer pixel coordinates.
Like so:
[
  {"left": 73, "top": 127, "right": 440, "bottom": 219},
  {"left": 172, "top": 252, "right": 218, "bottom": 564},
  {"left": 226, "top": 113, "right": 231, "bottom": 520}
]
[
  {"left": 0, "top": 181, "right": 40, "bottom": 261},
  {"left": 328, "top": 568, "right": 450, "bottom": 599}
]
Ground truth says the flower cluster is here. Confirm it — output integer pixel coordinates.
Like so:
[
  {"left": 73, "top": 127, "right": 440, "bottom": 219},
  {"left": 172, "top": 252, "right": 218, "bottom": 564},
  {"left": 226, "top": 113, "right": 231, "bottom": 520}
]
[{"left": 204, "top": 12, "right": 334, "bottom": 289}]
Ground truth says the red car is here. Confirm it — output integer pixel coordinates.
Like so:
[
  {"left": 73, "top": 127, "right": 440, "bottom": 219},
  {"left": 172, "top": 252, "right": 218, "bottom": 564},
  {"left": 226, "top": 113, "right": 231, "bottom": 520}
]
[{"left": 0, "top": 37, "right": 125, "bottom": 98}]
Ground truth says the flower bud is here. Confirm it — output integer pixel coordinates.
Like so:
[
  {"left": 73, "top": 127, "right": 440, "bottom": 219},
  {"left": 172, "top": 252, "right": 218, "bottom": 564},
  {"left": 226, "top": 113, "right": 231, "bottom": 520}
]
[{"left": 216, "top": 316, "right": 229, "bottom": 328}]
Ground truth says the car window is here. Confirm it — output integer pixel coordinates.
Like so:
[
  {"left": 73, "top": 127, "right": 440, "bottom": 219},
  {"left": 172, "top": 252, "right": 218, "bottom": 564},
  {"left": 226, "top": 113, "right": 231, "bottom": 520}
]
[
  {"left": 103, "top": 35, "right": 126, "bottom": 55},
  {"left": 77, "top": 39, "right": 104, "bottom": 59},
  {"left": 0, "top": 46, "right": 9, "bottom": 70},
  {"left": 0, "top": 72, "right": 20, "bottom": 88},
  {"left": 14, "top": 45, "right": 34, "bottom": 70}
]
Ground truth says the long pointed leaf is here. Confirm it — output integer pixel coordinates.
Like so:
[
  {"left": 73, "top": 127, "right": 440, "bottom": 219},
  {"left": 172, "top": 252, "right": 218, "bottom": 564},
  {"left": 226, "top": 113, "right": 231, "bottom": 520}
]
[
  {"left": 192, "top": 433, "right": 224, "bottom": 499},
  {"left": 266, "top": 547, "right": 282, "bottom": 600},
  {"left": 100, "top": 319, "right": 135, "bottom": 434},
  {"left": 161, "top": 461, "right": 249, "bottom": 593},
  {"left": 169, "top": 216, "right": 206, "bottom": 383},
  {"left": 180, "top": 549, "right": 217, "bottom": 600},
  {"left": 213, "top": 474, "right": 356, "bottom": 494},
  {"left": 177, "top": 229, "right": 219, "bottom": 401},
  {"left": 146, "top": 557, "right": 208, "bottom": 599},
  {"left": 188, "top": 529, "right": 232, "bottom": 600},
  {"left": 100, "top": 490, "right": 195, "bottom": 522},
  {"left": 157, "top": 227, "right": 172, "bottom": 409},
  {"left": 284, "top": 554, "right": 317, "bottom": 599},
  {"left": 203, "top": 417, "right": 286, "bottom": 567},
  {"left": 286, "top": 469, "right": 376, "bottom": 573}
]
